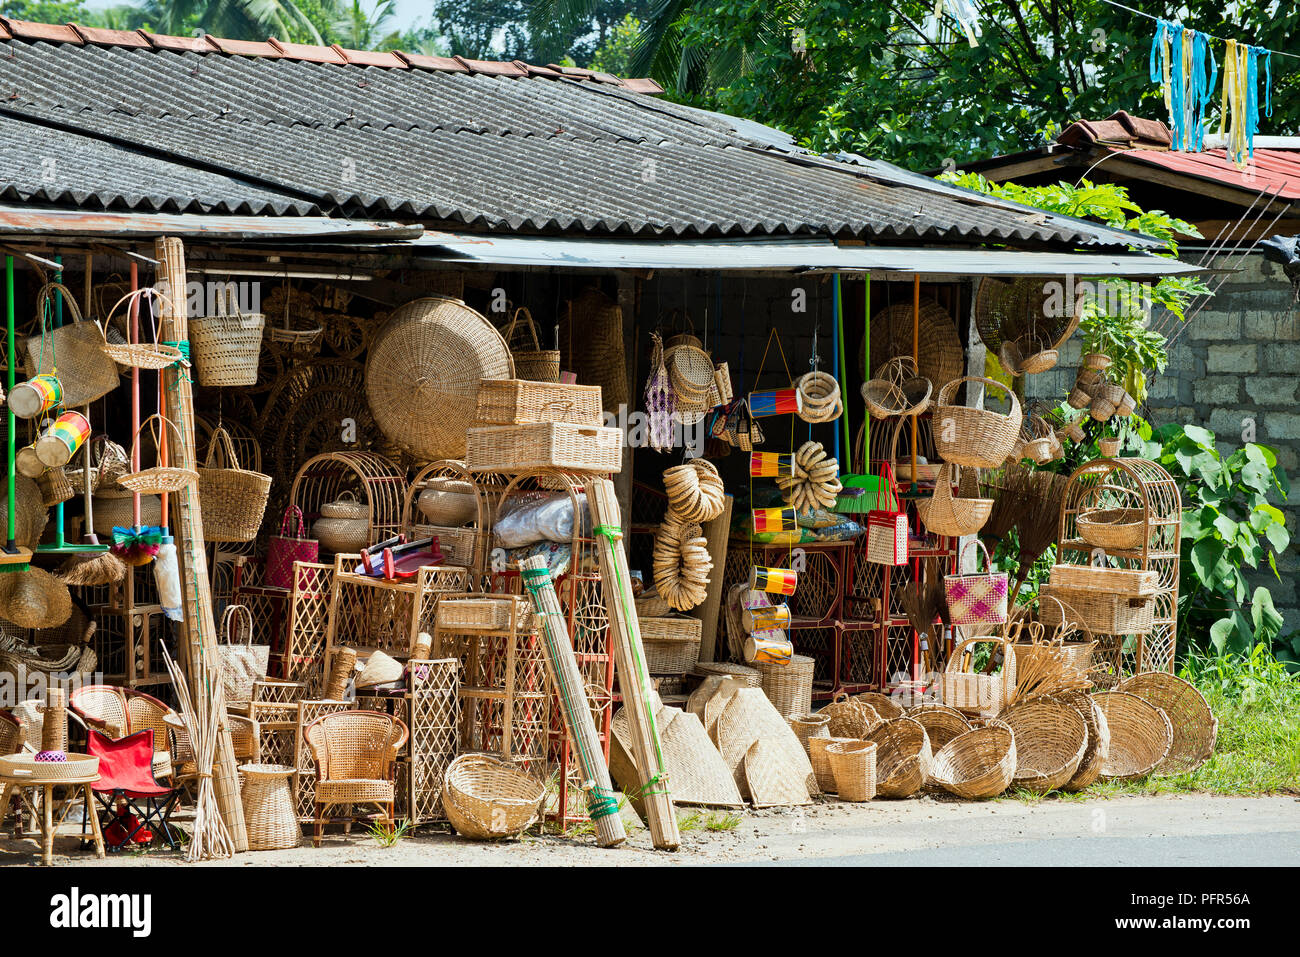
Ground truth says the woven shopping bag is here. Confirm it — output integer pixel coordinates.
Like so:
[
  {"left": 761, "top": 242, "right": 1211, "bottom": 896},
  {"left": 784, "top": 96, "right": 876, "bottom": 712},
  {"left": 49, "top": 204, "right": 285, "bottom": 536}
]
[
  {"left": 943, "top": 539, "right": 1009, "bottom": 625},
  {"left": 218, "top": 604, "right": 268, "bottom": 703},
  {"left": 865, "top": 428, "right": 907, "bottom": 566},
  {"left": 266, "top": 505, "right": 319, "bottom": 590}
]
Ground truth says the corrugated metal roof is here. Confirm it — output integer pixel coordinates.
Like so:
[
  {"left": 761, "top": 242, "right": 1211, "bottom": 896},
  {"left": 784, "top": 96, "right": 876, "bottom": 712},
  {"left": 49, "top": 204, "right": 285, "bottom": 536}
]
[
  {"left": 405, "top": 232, "right": 1199, "bottom": 275},
  {"left": 0, "top": 32, "right": 1160, "bottom": 248},
  {"left": 1120, "top": 149, "right": 1300, "bottom": 201}
]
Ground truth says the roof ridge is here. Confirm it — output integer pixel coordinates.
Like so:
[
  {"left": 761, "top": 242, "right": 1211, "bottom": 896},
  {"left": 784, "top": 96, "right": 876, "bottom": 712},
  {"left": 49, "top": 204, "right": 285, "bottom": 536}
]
[{"left": 0, "top": 17, "right": 664, "bottom": 94}]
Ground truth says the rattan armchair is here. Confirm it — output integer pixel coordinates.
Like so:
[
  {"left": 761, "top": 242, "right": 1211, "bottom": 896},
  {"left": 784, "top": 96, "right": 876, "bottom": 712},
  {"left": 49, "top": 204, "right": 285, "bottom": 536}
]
[
  {"left": 69, "top": 685, "right": 190, "bottom": 781},
  {"left": 304, "top": 710, "right": 408, "bottom": 847},
  {"left": 0, "top": 710, "right": 21, "bottom": 755}
]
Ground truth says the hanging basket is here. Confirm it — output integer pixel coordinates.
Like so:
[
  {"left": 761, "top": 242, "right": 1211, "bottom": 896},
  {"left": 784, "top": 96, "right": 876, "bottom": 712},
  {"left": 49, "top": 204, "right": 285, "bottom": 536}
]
[
  {"left": 100, "top": 289, "right": 185, "bottom": 370},
  {"left": 65, "top": 436, "right": 130, "bottom": 496},
  {"left": 190, "top": 285, "right": 265, "bottom": 387},
  {"left": 862, "top": 356, "right": 933, "bottom": 418},
  {"left": 502, "top": 306, "right": 561, "bottom": 383},
  {"left": 197, "top": 426, "right": 272, "bottom": 543},
  {"left": 932, "top": 376, "right": 1022, "bottom": 468},
  {"left": 23, "top": 282, "right": 122, "bottom": 407},
  {"left": 117, "top": 414, "right": 197, "bottom": 495},
  {"left": 916, "top": 462, "right": 992, "bottom": 538},
  {"left": 266, "top": 284, "right": 324, "bottom": 357}
]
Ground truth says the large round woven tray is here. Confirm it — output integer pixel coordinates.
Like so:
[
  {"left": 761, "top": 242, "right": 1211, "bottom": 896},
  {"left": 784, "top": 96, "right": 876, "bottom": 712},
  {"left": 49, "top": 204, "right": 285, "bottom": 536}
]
[
  {"left": 0, "top": 752, "right": 99, "bottom": 781},
  {"left": 365, "top": 297, "right": 514, "bottom": 461},
  {"left": 1117, "top": 672, "right": 1217, "bottom": 775},
  {"left": 1094, "top": 691, "right": 1173, "bottom": 781}
]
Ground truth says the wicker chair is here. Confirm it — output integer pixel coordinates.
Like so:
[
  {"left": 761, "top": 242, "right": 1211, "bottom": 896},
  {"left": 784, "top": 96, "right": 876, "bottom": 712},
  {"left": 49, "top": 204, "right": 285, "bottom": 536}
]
[
  {"left": 0, "top": 710, "right": 21, "bottom": 755},
  {"left": 304, "top": 710, "right": 408, "bottom": 847}
]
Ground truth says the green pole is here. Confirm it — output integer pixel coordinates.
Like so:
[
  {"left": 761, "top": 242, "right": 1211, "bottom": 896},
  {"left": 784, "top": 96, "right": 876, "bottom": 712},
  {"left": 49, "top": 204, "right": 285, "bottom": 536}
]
[
  {"left": 834, "top": 274, "right": 850, "bottom": 465},
  {"left": 53, "top": 256, "right": 65, "bottom": 548},
  {"left": 6, "top": 255, "right": 15, "bottom": 551}
]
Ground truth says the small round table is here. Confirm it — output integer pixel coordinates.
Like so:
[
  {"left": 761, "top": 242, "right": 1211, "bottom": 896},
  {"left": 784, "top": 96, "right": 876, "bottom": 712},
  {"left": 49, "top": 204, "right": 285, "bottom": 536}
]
[{"left": 0, "top": 754, "right": 106, "bottom": 866}]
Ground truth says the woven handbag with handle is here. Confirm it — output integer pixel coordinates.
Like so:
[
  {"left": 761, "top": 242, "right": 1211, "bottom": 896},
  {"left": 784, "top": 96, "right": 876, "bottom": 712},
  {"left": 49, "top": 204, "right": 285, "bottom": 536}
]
[
  {"left": 24, "top": 282, "right": 121, "bottom": 407},
  {"left": 218, "top": 604, "right": 269, "bottom": 703},
  {"left": 266, "top": 505, "right": 319, "bottom": 590},
  {"left": 866, "top": 457, "right": 907, "bottom": 567},
  {"left": 944, "top": 539, "right": 1008, "bottom": 625},
  {"left": 502, "top": 306, "right": 560, "bottom": 383}
]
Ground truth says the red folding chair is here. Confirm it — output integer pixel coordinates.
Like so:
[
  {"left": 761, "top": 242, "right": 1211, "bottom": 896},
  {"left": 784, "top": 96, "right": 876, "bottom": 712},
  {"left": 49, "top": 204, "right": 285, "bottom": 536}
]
[{"left": 84, "top": 729, "right": 182, "bottom": 851}]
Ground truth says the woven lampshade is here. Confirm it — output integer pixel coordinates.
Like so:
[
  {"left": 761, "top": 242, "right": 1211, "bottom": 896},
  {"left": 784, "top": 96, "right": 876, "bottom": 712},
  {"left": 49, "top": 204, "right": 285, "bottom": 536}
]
[{"left": 365, "top": 297, "right": 514, "bottom": 461}]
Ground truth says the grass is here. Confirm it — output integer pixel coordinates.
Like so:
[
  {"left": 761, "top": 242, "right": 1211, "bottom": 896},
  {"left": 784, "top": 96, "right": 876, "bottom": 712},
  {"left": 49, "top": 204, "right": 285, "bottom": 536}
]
[
  {"left": 1010, "top": 644, "right": 1300, "bottom": 802},
  {"left": 367, "top": 818, "right": 412, "bottom": 847}
]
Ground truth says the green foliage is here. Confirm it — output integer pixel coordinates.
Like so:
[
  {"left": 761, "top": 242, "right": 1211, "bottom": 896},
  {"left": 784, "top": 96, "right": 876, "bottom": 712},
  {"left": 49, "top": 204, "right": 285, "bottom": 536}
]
[
  {"left": 331, "top": 0, "right": 398, "bottom": 50},
  {"left": 1136, "top": 422, "right": 1292, "bottom": 659},
  {"left": 589, "top": 12, "right": 640, "bottom": 76},
  {"left": 367, "top": 817, "right": 412, "bottom": 846}
]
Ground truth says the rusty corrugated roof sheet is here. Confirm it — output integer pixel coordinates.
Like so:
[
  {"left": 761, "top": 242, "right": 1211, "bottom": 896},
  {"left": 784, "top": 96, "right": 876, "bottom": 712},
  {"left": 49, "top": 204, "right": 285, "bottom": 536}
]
[{"left": 1115, "top": 149, "right": 1300, "bottom": 201}]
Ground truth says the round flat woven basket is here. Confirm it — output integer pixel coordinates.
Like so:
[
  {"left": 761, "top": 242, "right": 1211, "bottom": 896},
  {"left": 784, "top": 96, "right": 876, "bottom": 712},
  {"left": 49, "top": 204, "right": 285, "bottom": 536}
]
[
  {"left": 1094, "top": 691, "right": 1173, "bottom": 781},
  {"left": 864, "top": 301, "right": 963, "bottom": 394},
  {"left": 1052, "top": 690, "right": 1110, "bottom": 791},
  {"left": 1000, "top": 695, "right": 1088, "bottom": 794},
  {"left": 0, "top": 752, "right": 99, "bottom": 781},
  {"left": 929, "top": 721, "right": 1016, "bottom": 799},
  {"left": 864, "top": 717, "right": 930, "bottom": 799},
  {"left": 443, "top": 753, "right": 545, "bottom": 840},
  {"left": 366, "top": 297, "right": 514, "bottom": 461},
  {"left": 1117, "top": 672, "right": 1217, "bottom": 775},
  {"left": 117, "top": 414, "right": 197, "bottom": 495}
]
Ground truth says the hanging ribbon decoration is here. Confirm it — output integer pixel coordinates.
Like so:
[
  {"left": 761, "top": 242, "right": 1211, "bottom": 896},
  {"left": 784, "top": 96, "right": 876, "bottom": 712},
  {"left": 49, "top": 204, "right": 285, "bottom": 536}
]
[
  {"left": 933, "top": 0, "right": 981, "bottom": 47},
  {"left": 1150, "top": 21, "right": 1217, "bottom": 152}
]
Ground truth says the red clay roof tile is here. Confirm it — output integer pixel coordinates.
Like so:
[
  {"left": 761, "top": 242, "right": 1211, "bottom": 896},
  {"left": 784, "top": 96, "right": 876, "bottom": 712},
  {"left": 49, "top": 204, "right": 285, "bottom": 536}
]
[
  {"left": 206, "top": 35, "right": 282, "bottom": 57},
  {"left": 332, "top": 46, "right": 407, "bottom": 67},
  {"left": 70, "top": 25, "right": 151, "bottom": 48},
  {"left": 1, "top": 19, "right": 83, "bottom": 44},
  {"left": 268, "top": 38, "right": 347, "bottom": 64},
  {"left": 398, "top": 52, "right": 468, "bottom": 71},
  {"left": 141, "top": 31, "right": 219, "bottom": 53}
]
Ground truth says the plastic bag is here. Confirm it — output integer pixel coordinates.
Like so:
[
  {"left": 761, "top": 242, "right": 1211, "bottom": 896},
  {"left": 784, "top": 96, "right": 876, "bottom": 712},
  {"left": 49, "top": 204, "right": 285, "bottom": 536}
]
[
  {"left": 153, "top": 539, "right": 183, "bottom": 621},
  {"left": 493, "top": 492, "right": 589, "bottom": 548}
]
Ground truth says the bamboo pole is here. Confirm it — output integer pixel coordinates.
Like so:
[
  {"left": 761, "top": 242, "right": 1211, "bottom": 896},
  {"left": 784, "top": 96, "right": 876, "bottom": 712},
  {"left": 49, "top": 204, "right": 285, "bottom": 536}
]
[
  {"left": 519, "top": 554, "right": 626, "bottom": 848},
  {"left": 690, "top": 493, "right": 732, "bottom": 663},
  {"left": 587, "top": 478, "right": 679, "bottom": 850},
  {"left": 154, "top": 237, "right": 248, "bottom": 852}
]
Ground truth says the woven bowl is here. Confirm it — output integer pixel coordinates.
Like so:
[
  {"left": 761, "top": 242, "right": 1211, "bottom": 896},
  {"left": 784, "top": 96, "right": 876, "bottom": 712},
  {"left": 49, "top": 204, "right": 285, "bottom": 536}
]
[
  {"left": 1076, "top": 508, "right": 1146, "bottom": 550},
  {"left": 929, "top": 722, "right": 1016, "bottom": 799},
  {"left": 1094, "top": 691, "right": 1173, "bottom": 781},
  {"left": 443, "top": 753, "right": 545, "bottom": 840},
  {"left": 864, "top": 718, "right": 931, "bottom": 799},
  {"left": 1053, "top": 690, "right": 1110, "bottom": 791},
  {"left": 1117, "top": 672, "right": 1217, "bottom": 775},
  {"left": 417, "top": 483, "right": 479, "bottom": 527},
  {"left": 1000, "top": 696, "right": 1088, "bottom": 794}
]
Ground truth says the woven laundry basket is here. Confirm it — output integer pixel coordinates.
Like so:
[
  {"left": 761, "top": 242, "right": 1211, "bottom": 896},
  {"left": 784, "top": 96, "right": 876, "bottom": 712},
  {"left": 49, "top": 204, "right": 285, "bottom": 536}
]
[{"left": 756, "top": 655, "right": 814, "bottom": 719}]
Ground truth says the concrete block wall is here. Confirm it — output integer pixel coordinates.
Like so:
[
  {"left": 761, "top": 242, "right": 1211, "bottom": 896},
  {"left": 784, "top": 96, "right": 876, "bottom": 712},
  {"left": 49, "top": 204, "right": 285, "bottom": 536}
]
[{"left": 1027, "top": 251, "right": 1300, "bottom": 630}]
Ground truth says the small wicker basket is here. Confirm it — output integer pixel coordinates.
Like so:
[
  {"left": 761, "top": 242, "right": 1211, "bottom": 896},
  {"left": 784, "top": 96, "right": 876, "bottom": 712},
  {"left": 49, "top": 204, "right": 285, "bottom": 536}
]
[
  {"left": 117, "top": 414, "right": 197, "bottom": 495},
  {"left": 639, "top": 616, "right": 703, "bottom": 674},
  {"left": 443, "top": 753, "right": 545, "bottom": 840},
  {"left": 827, "top": 740, "right": 877, "bottom": 802},
  {"left": 929, "top": 721, "right": 1016, "bottom": 799},
  {"left": 864, "top": 718, "right": 931, "bottom": 799}
]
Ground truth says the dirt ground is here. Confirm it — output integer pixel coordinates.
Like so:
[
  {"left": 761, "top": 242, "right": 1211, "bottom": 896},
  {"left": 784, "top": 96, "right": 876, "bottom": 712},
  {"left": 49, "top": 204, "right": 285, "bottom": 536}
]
[{"left": 5, "top": 792, "right": 1297, "bottom": 867}]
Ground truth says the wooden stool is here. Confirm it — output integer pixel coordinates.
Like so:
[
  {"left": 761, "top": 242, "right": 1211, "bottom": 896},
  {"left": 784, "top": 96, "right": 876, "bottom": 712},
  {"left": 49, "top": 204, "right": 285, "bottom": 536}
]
[{"left": 0, "top": 755, "right": 105, "bottom": 866}]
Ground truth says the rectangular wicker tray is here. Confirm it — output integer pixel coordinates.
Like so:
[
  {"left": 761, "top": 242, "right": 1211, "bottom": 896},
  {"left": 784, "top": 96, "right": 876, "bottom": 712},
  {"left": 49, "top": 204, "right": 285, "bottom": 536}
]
[
  {"left": 436, "top": 595, "right": 533, "bottom": 633},
  {"left": 474, "top": 379, "right": 604, "bottom": 427},
  {"left": 466, "top": 422, "right": 623, "bottom": 474}
]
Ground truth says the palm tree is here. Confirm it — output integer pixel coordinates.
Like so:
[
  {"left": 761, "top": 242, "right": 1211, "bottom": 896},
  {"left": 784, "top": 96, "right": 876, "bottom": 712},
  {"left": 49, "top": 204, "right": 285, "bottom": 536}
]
[
  {"left": 149, "top": 0, "right": 328, "bottom": 43},
  {"left": 332, "top": 0, "right": 398, "bottom": 51}
]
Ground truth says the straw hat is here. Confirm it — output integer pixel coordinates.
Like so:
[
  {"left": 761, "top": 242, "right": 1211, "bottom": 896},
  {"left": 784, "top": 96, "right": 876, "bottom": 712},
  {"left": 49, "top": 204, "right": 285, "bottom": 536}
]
[
  {"left": 355, "top": 649, "right": 404, "bottom": 689},
  {"left": 0, "top": 568, "right": 72, "bottom": 630}
]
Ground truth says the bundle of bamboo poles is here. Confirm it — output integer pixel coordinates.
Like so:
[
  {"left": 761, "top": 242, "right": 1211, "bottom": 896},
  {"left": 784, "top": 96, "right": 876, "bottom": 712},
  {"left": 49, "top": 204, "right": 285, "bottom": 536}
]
[{"left": 163, "top": 646, "right": 233, "bottom": 861}]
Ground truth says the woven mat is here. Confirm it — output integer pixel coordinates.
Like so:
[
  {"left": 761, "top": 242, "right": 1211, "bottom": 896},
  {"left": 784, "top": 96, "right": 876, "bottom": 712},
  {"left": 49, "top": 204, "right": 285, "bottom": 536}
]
[
  {"left": 714, "top": 688, "right": 817, "bottom": 801},
  {"left": 744, "top": 738, "right": 812, "bottom": 808},
  {"left": 609, "top": 700, "right": 743, "bottom": 811}
]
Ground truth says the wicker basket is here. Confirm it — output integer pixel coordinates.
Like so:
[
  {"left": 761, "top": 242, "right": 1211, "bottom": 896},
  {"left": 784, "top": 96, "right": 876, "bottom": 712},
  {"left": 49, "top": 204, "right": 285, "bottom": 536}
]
[
  {"left": 788, "top": 712, "right": 831, "bottom": 755},
  {"left": 100, "top": 288, "right": 185, "bottom": 369},
  {"left": 907, "top": 705, "right": 971, "bottom": 788},
  {"left": 864, "top": 718, "right": 931, "bottom": 799},
  {"left": 23, "top": 283, "right": 121, "bottom": 407},
  {"left": 443, "top": 753, "right": 545, "bottom": 840},
  {"left": 416, "top": 478, "right": 479, "bottom": 527},
  {"left": 932, "top": 376, "right": 1023, "bottom": 469},
  {"left": 929, "top": 722, "right": 1016, "bottom": 799},
  {"left": 853, "top": 692, "right": 905, "bottom": 721},
  {"left": 1040, "top": 584, "right": 1154, "bottom": 636},
  {"left": 809, "top": 735, "right": 851, "bottom": 792},
  {"left": 436, "top": 595, "right": 532, "bottom": 633},
  {"left": 1076, "top": 508, "right": 1146, "bottom": 550},
  {"left": 411, "top": 523, "right": 480, "bottom": 568},
  {"left": 1053, "top": 690, "right": 1110, "bottom": 791},
  {"left": 1094, "top": 691, "right": 1173, "bottom": 780},
  {"left": 1000, "top": 696, "right": 1088, "bottom": 794},
  {"left": 862, "top": 356, "right": 932, "bottom": 418},
  {"left": 465, "top": 422, "right": 622, "bottom": 474},
  {"left": 366, "top": 296, "right": 514, "bottom": 461},
  {"left": 36, "top": 467, "right": 75, "bottom": 507},
  {"left": 640, "top": 616, "right": 703, "bottom": 674},
  {"left": 756, "top": 655, "right": 814, "bottom": 719},
  {"left": 1048, "top": 563, "right": 1159, "bottom": 596},
  {"left": 819, "top": 694, "right": 882, "bottom": 738},
  {"left": 916, "top": 462, "right": 992, "bottom": 537},
  {"left": 65, "top": 436, "right": 130, "bottom": 496},
  {"left": 1118, "top": 672, "right": 1217, "bottom": 774},
  {"left": 474, "top": 379, "right": 603, "bottom": 427},
  {"left": 91, "top": 486, "right": 162, "bottom": 537},
  {"left": 827, "top": 740, "right": 878, "bottom": 802},
  {"left": 694, "top": 661, "right": 762, "bottom": 687},
  {"left": 239, "top": 763, "right": 301, "bottom": 850},
  {"left": 190, "top": 288, "right": 265, "bottom": 387},
  {"left": 0, "top": 752, "right": 99, "bottom": 780},
  {"left": 197, "top": 427, "right": 272, "bottom": 543},
  {"left": 940, "top": 637, "right": 1016, "bottom": 717},
  {"left": 118, "top": 414, "right": 197, "bottom": 494},
  {"left": 502, "top": 307, "right": 561, "bottom": 383}
]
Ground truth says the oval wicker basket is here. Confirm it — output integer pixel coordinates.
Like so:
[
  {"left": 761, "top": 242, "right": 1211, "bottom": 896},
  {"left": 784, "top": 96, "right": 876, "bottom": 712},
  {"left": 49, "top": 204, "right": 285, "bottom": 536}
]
[
  {"left": 862, "top": 356, "right": 932, "bottom": 418},
  {"left": 929, "top": 721, "right": 1016, "bottom": 799},
  {"left": 788, "top": 712, "right": 831, "bottom": 755},
  {"left": 0, "top": 752, "right": 99, "bottom": 780},
  {"left": 819, "top": 694, "right": 882, "bottom": 739},
  {"left": 827, "top": 740, "right": 877, "bottom": 802},
  {"left": 916, "top": 462, "right": 992, "bottom": 537},
  {"left": 101, "top": 288, "right": 186, "bottom": 370},
  {"left": 197, "top": 427, "right": 272, "bottom": 543},
  {"left": 1117, "top": 671, "right": 1217, "bottom": 775},
  {"left": 1000, "top": 696, "right": 1088, "bottom": 794},
  {"left": 118, "top": 414, "right": 197, "bottom": 495},
  {"left": 932, "top": 376, "right": 1023, "bottom": 469},
  {"left": 864, "top": 718, "right": 930, "bottom": 799},
  {"left": 909, "top": 705, "right": 973, "bottom": 793},
  {"left": 1076, "top": 508, "right": 1146, "bottom": 550},
  {"left": 1094, "top": 691, "right": 1173, "bottom": 781},
  {"left": 443, "top": 753, "right": 546, "bottom": 840},
  {"left": 417, "top": 479, "right": 479, "bottom": 527},
  {"left": 1053, "top": 690, "right": 1110, "bottom": 791}
]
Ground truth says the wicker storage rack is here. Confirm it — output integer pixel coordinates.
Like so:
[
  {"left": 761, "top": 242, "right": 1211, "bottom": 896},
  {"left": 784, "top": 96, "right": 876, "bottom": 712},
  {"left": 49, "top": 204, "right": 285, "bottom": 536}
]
[
  {"left": 474, "top": 379, "right": 603, "bottom": 427},
  {"left": 465, "top": 422, "right": 622, "bottom": 474},
  {"left": 639, "top": 616, "right": 703, "bottom": 674},
  {"left": 1040, "top": 584, "right": 1155, "bottom": 636},
  {"left": 1048, "top": 563, "right": 1160, "bottom": 595}
]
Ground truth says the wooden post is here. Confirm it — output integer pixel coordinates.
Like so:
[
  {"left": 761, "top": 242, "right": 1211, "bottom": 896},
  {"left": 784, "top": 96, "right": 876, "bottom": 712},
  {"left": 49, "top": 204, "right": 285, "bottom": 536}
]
[
  {"left": 519, "top": 554, "right": 626, "bottom": 848},
  {"left": 587, "top": 478, "right": 679, "bottom": 850},
  {"left": 154, "top": 237, "right": 248, "bottom": 852},
  {"left": 691, "top": 493, "right": 733, "bottom": 662}
]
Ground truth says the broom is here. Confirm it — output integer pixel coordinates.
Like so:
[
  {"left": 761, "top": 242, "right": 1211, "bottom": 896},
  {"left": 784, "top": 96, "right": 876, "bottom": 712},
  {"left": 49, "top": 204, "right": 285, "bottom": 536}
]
[
  {"left": 1010, "top": 470, "right": 1071, "bottom": 596},
  {"left": 895, "top": 559, "right": 948, "bottom": 673},
  {"left": 980, "top": 463, "right": 1035, "bottom": 547}
]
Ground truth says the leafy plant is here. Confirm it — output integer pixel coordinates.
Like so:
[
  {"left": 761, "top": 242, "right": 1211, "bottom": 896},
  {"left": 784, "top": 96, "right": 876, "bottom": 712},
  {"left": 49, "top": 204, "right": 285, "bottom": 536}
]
[
  {"left": 1135, "top": 422, "right": 1291, "bottom": 659},
  {"left": 704, "top": 811, "right": 742, "bottom": 831},
  {"left": 368, "top": 817, "right": 412, "bottom": 847}
]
